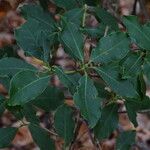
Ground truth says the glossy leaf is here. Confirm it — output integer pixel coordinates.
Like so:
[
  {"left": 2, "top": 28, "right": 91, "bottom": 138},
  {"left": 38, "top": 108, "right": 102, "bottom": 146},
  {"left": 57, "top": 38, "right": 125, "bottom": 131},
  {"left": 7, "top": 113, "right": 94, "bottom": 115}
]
[
  {"left": 29, "top": 124, "right": 55, "bottom": 150},
  {"left": 94, "top": 103, "right": 118, "bottom": 139},
  {"left": 116, "top": 130, "right": 136, "bottom": 150},
  {"left": 61, "top": 22, "right": 84, "bottom": 61},
  {"left": 90, "top": 32, "right": 130, "bottom": 64},
  {"left": 54, "top": 104, "right": 75, "bottom": 146},
  {"left": 8, "top": 70, "right": 49, "bottom": 106},
  {"left": 123, "top": 16, "right": 150, "bottom": 50},
  {"left": 94, "top": 64, "right": 139, "bottom": 98},
  {"left": 73, "top": 75, "right": 101, "bottom": 128},
  {"left": 32, "top": 86, "right": 64, "bottom": 112},
  {"left": 0, "top": 127, "right": 18, "bottom": 148},
  {"left": 0, "top": 58, "right": 37, "bottom": 76}
]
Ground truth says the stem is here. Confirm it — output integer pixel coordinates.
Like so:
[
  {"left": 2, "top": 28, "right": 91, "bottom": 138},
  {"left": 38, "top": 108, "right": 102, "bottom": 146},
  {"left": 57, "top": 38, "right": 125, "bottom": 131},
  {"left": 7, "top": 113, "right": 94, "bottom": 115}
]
[{"left": 82, "top": 4, "right": 88, "bottom": 27}]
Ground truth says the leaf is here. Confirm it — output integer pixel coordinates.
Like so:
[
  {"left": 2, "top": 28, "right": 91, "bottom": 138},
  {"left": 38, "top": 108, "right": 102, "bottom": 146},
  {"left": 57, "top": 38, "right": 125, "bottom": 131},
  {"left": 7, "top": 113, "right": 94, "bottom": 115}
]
[
  {"left": 54, "top": 104, "right": 75, "bottom": 146},
  {"left": 0, "top": 127, "right": 18, "bottom": 148},
  {"left": 143, "top": 52, "right": 150, "bottom": 81},
  {"left": 0, "top": 57, "right": 37, "bottom": 76},
  {"left": 32, "top": 86, "right": 64, "bottom": 112},
  {"left": 21, "top": 4, "right": 55, "bottom": 31},
  {"left": 55, "top": 66, "right": 81, "bottom": 94},
  {"left": 0, "top": 46, "right": 17, "bottom": 59},
  {"left": 22, "top": 104, "right": 40, "bottom": 124},
  {"left": 95, "top": 7, "right": 119, "bottom": 31},
  {"left": 90, "top": 32, "right": 130, "bottom": 64},
  {"left": 61, "top": 22, "right": 84, "bottom": 61},
  {"left": 116, "top": 130, "right": 136, "bottom": 150},
  {"left": 81, "top": 24, "right": 106, "bottom": 38},
  {"left": 123, "top": 16, "right": 150, "bottom": 50},
  {"left": 8, "top": 70, "right": 49, "bottom": 106},
  {"left": 125, "top": 96, "right": 150, "bottom": 127},
  {"left": 73, "top": 74, "right": 101, "bottom": 128},
  {"left": 15, "top": 19, "right": 45, "bottom": 59},
  {"left": 39, "top": 0, "right": 49, "bottom": 10},
  {"left": 29, "top": 124, "right": 55, "bottom": 150},
  {"left": 53, "top": 0, "right": 83, "bottom": 10},
  {"left": 64, "top": 8, "right": 84, "bottom": 26},
  {"left": 94, "top": 64, "right": 139, "bottom": 98},
  {"left": 120, "top": 51, "right": 143, "bottom": 79},
  {"left": 0, "top": 95, "right": 5, "bottom": 116},
  {"left": 0, "top": 75, "right": 10, "bottom": 90},
  {"left": 94, "top": 103, "right": 118, "bottom": 139}
]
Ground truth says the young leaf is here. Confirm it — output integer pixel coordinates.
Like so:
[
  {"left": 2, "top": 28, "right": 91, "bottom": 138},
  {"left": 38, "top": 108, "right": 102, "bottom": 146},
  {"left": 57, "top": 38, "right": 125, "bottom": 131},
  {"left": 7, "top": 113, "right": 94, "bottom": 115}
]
[
  {"left": 123, "top": 16, "right": 150, "bottom": 50},
  {"left": 60, "top": 22, "right": 84, "bottom": 61},
  {"left": 32, "top": 86, "right": 64, "bottom": 112},
  {"left": 54, "top": 104, "right": 75, "bottom": 146},
  {"left": 73, "top": 75, "right": 101, "bottom": 128},
  {"left": 0, "top": 127, "right": 18, "bottom": 148},
  {"left": 8, "top": 70, "right": 49, "bottom": 106},
  {"left": 55, "top": 66, "right": 81, "bottom": 94},
  {"left": 94, "top": 103, "right": 118, "bottom": 139},
  {"left": 120, "top": 51, "right": 143, "bottom": 79},
  {"left": 29, "top": 124, "right": 55, "bottom": 150},
  {"left": 90, "top": 32, "right": 130, "bottom": 64},
  {"left": 116, "top": 130, "right": 136, "bottom": 150},
  {"left": 0, "top": 58, "right": 37, "bottom": 76},
  {"left": 94, "top": 65, "right": 139, "bottom": 98},
  {"left": 95, "top": 7, "right": 119, "bottom": 31}
]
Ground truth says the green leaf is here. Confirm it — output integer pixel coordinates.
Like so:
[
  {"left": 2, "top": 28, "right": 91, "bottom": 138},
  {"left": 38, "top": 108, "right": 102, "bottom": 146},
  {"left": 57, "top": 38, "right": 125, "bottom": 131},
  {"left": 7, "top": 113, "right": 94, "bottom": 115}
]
[
  {"left": 54, "top": 104, "right": 75, "bottom": 146},
  {"left": 73, "top": 74, "right": 101, "bottom": 128},
  {"left": 53, "top": 0, "right": 83, "bottom": 10},
  {"left": 94, "top": 81, "right": 111, "bottom": 101},
  {"left": 15, "top": 19, "right": 45, "bottom": 59},
  {"left": 21, "top": 4, "right": 54, "bottom": 31},
  {"left": 94, "top": 64, "right": 139, "bottom": 98},
  {"left": 29, "top": 124, "right": 55, "bottom": 150},
  {"left": 94, "top": 103, "right": 118, "bottom": 139},
  {"left": 32, "top": 86, "right": 64, "bottom": 112},
  {"left": 0, "top": 75, "right": 10, "bottom": 90},
  {"left": 95, "top": 7, "right": 119, "bottom": 31},
  {"left": 120, "top": 51, "right": 143, "bottom": 79},
  {"left": 116, "top": 130, "right": 136, "bottom": 150},
  {"left": 0, "top": 58, "right": 37, "bottom": 76},
  {"left": 8, "top": 70, "right": 49, "bottom": 106},
  {"left": 0, "top": 46, "right": 18, "bottom": 58},
  {"left": 0, "top": 127, "right": 18, "bottom": 148},
  {"left": 64, "top": 8, "right": 84, "bottom": 26},
  {"left": 81, "top": 24, "right": 106, "bottom": 38},
  {"left": 125, "top": 96, "right": 150, "bottom": 127},
  {"left": 22, "top": 104, "right": 40, "bottom": 124},
  {"left": 90, "top": 32, "right": 130, "bottom": 64},
  {"left": 143, "top": 52, "right": 150, "bottom": 81},
  {"left": 55, "top": 66, "right": 81, "bottom": 94},
  {"left": 0, "top": 95, "right": 5, "bottom": 116},
  {"left": 123, "top": 16, "right": 150, "bottom": 50},
  {"left": 61, "top": 22, "right": 84, "bottom": 61}
]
